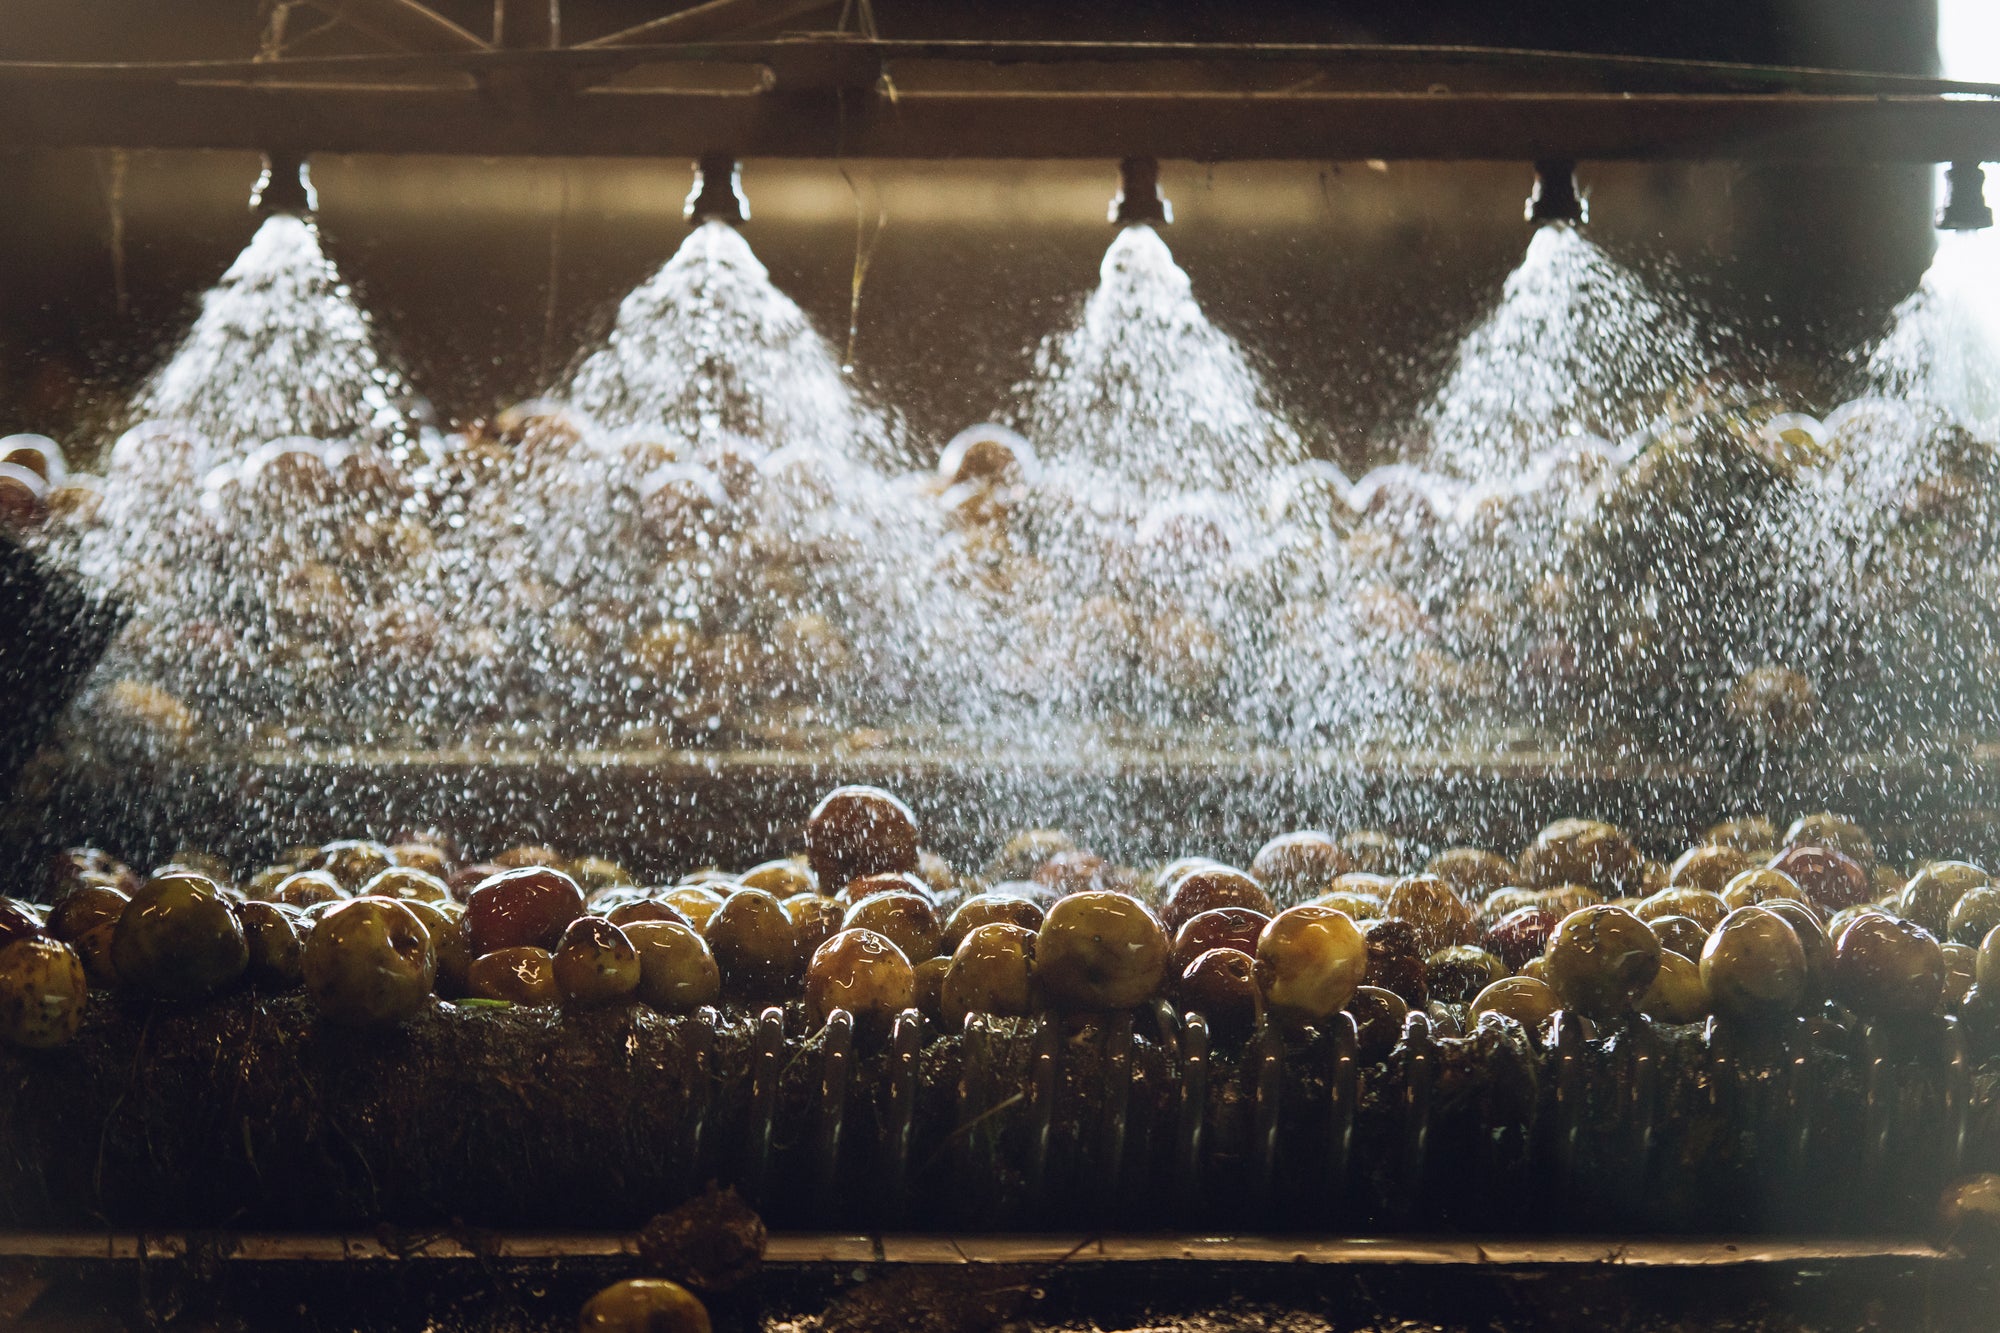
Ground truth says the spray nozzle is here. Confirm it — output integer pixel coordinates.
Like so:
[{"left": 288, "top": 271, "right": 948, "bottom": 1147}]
[
  {"left": 1526, "top": 159, "right": 1585, "bottom": 226},
  {"left": 685, "top": 153, "right": 749, "bottom": 226},
  {"left": 1938, "top": 161, "right": 1993, "bottom": 231},
  {"left": 1110, "top": 157, "right": 1172, "bottom": 227},
  {"left": 251, "top": 151, "right": 316, "bottom": 218}
]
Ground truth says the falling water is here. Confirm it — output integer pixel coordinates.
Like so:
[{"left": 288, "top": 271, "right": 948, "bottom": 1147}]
[
  {"left": 565, "top": 221, "right": 898, "bottom": 465},
  {"left": 1005, "top": 223, "right": 1314, "bottom": 704},
  {"left": 1770, "top": 223, "right": 2000, "bottom": 748},
  {"left": 133, "top": 215, "right": 421, "bottom": 465},
  {"left": 955, "top": 224, "right": 1450, "bottom": 750},
  {"left": 1861, "top": 230, "right": 2000, "bottom": 437},
  {"left": 30, "top": 184, "right": 2000, "bottom": 866},
  {"left": 36, "top": 206, "right": 977, "bottom": 765},
  {"left": 47, "top": 213, "right": 438, "bottom": 764},
  {"left": 1014, "top": 225, "right": 1304, "bottom": 498},
  {"left": 1781, "top": 394, "right": 2000, "bottom": 751},
  {"left": 1421, "top": 225, "right": 1711, "bottom": 485},
  {"left": 491, "top": 220, "right": 965, "bottom": 739},
  {"left": 59, "top": 212, "right": 1759, "bottom": 785}
]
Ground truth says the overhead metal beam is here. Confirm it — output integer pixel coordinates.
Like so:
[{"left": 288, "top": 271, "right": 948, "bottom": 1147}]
[
  {"left": 492, "top": 0, "right": 557, "bottom": 50},
  {"left": 578, "top": 0, "right": 842, "bottom": 49},
  {"left": 7, "top": 42, "right": 1999, "bottom": 98},
  {"left": 306, "top": 0, "right": 491, "bottom": 52},
  {"left": 2, "top": 79, "right": 1999, "bottom": 162}
]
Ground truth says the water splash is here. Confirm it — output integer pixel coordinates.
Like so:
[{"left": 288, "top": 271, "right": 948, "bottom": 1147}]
[
  {"left": 56, "top": 216, "right": 983, "bottom": 760},
  {"left": 421, "top": 406, "right": 962, "bottom": 747},
  {"left": 1421, "top": 225, "right": 1711, "bottom": 484},
  {"left": 565, "top": 221, "right": 898, "bottom": 467},
  {"left": 1013, "top": 225, "right": 1304, "bottom": 498},
  {"left": 1861, "top": 230, "right": 2000, "bottom": 437},
  {"left": 133, "top": 215, "right": 420, "bottom": 465},
  {"left": 946, "top": 225, "right": 1458, "bottom": 749},
  {"left": 517, "top": 222, "right": 964, "bottom": 738},
  {"left": 35, "top": 195, "right": 2000, "bottom": 849},
  {"left": 1782, "top": 398, "right": 2000, "bottom": 750}
]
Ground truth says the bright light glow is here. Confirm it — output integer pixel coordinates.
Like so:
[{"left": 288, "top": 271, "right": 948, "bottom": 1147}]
[
  {"left": 1940, "top": 0, "right": 2000, "bottom": 84},
  {"left": 1866, "top": 231, "right": 2000, "bottom": 436},
  {"left": 1936, "top": 0, "right": 2000, "bottom": 213}
]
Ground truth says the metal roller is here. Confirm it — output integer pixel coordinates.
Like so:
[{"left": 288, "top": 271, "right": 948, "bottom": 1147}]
[
  {"left": 1248, "top": 1023, "right": 1285, "bottom": 1217},
  {"left": 879, "top": 1009, "right": 924, "bottom": 1227},
  {"left": 1173, "top": 1010, "right": 1211, "bottom": 1214},
  {"left": 713, "top": 1003, "right": 1989, "bottom": 1230},
  {"left": 1025, "top": 1015, "right": 1061, "bottom": 1216},
  {"left": 740, "top": 1005, "right": 786, "bottom": 1205},
  {"left": 810, "top": 1008, "right": 852, "bottom": 1220},
  {"left": 1097, "top": 1011, "right": 1138, "bottom": 1225},
  {"left": 19, "top": 994, "right": 1963, "bottom": 1234},
  {"left": 680, "top": 1006, "right": 721, "bottom": 1201},
  {"left": 1390, "top": 1011, "right": 1437, "bottom": 1226},
  {"left": 1322, "top": 1014, "right": 1361, "bottom": 1221}
]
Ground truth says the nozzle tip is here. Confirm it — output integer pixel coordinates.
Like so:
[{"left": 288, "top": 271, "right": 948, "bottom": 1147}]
[
  {"left": 1526, "top": 159, "right": 1585, "bottom": 226},
  {"left": 686, "top": 153, "right": 749, "bottom": 226},
  {"left": 252, "top": 151, "right": 316, "bottom": 218},
  {"left": 1938, "top": 162, "right": 1993, "bottom": 232},
  {"left": 1110, "top": 157, "right": 1172, "bottom": 227}
]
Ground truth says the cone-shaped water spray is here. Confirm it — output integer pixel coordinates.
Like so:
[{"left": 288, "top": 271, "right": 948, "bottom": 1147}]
[
  {"left": 562, "top": 153, "right": 907, "bottom": 465},
  {"left": 563, "top": 223, "right": 895, "bottom": 465},
  {"left": 976, "top": 187, "right": 1412, "bottom": 748},
  {"left": 1419, "top": 226, "right": 1708, "bottom": 483},
  {"left": 1013, "top": 225, "right": 1300, "bottom": 498},
  {"left": 1862, "top": 194, "right": 2000, "bottom": 436},
  {"left": 130, "top": 157, "right": 418, "bottom": 465}
]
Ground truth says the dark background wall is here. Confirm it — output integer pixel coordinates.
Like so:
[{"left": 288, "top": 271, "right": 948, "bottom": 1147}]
[
  {"left": 0, "top": 1, "right": 1943, "bottom": 473},
  {"left": 0, "top": 0, "right": 1945, "bottom": 64}
]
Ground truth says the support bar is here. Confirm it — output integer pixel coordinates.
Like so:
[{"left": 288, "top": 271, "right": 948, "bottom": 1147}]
[
  {"left": 3, "top": 84, "right": 2000, "bottom": 161},
  {"left": 305, "top": 0, "right": 491, "bottom": 53},
  {"left": 7, "top": 42, "right": 2000, "bottom": 98},
  {"left": 579, "top": 0, "right": 842, "bottom": 49}
]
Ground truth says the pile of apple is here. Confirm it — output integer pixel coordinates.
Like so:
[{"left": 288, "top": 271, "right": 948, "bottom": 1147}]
[{"left": 3, "top": 795, "right": 1993, "bottom": 1057}]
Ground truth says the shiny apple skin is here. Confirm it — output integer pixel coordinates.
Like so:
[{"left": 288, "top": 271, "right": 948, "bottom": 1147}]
[{"left": 465, "top": 866, "right": 587, "bottom": 954}]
